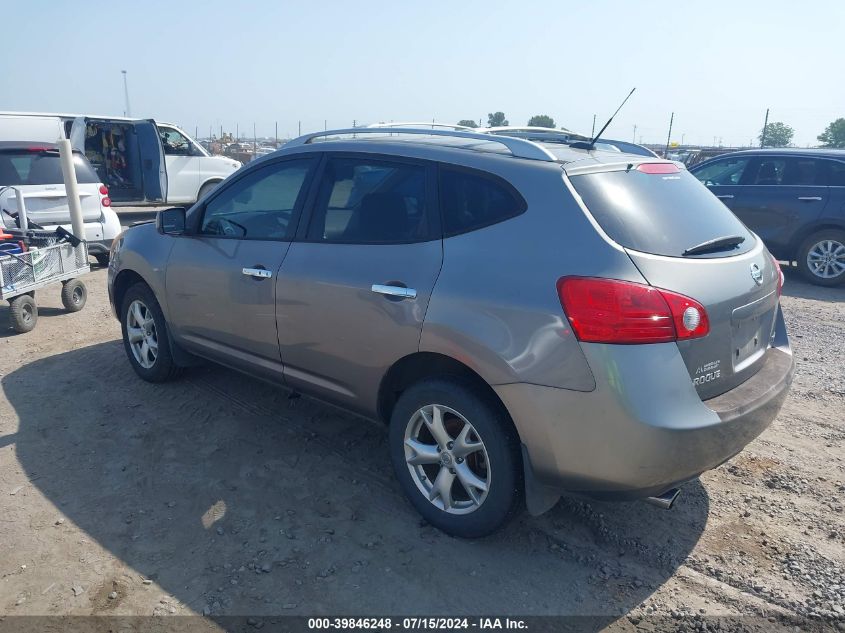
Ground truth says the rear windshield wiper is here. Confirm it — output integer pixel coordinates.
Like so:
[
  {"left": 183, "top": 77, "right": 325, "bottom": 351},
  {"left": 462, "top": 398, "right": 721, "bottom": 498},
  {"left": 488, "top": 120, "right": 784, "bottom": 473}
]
[{"left": 682, "top": 235, "right": 745, "bottom": 256}]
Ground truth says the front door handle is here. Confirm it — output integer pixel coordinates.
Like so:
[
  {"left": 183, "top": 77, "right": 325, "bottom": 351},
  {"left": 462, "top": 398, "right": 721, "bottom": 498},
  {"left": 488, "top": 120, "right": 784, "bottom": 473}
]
[
  {"left": 797, "top": 196, "right": 822, "bottom": 201},
  {"left": 716, "top": 194, "right": 734, "bottom": 199},
  {"left": 372, "top": 284, "right": 417, "bottom": 300},
  {"left": 242, "top": 267, "right": 272, "bottom": 279}
]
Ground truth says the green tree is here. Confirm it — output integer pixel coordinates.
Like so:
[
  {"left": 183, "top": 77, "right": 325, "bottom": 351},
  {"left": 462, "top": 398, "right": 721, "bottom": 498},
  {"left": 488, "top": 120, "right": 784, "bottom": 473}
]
[
  {"left": 527, "top": 114, "right": 556, "bottom": 128},
  {"left": 487, "top": 112, "right": 508, "bottom": 127},
  {"left": 759, "top": 121, "right": 794, "bottom": 148},
  {"left": 817, "top": 118, "right": 845, "bottom": 148},
  {"left": 457, "top": 119, "right": 478, "bottom": 128}
]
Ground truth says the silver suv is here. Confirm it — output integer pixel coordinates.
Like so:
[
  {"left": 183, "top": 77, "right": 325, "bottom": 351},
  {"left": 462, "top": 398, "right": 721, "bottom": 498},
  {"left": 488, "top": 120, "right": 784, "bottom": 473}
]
[{"left": 108, "top": 127, "right": 795, "bottom": 537}]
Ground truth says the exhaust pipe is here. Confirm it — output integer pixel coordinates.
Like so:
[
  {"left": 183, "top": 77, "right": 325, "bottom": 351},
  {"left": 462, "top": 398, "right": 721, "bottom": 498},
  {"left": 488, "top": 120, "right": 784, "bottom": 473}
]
[{"left": 645, "top": 488, "right": 680, "bottom": 509}]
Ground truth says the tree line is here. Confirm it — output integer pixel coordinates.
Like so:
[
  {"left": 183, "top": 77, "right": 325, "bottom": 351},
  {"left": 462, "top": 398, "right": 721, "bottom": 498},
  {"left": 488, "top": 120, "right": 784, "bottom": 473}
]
[{"left": 455, "top": 112, "right": 845, "bottom": 148}]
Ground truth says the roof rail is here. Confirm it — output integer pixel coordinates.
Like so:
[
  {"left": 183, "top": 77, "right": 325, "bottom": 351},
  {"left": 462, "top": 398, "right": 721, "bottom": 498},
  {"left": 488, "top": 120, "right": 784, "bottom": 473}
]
[
  {"left": 479, "top": 126, "right": 591, "bottom": 144},
  {"left": 368, "top": 122, "right": 476, "bottom": 131},
  {"left": 284, "top": 127, "right": 558, "bottom": 162},
  {"left": 483, "top": 125, "right": 577, "bottom": 134}
]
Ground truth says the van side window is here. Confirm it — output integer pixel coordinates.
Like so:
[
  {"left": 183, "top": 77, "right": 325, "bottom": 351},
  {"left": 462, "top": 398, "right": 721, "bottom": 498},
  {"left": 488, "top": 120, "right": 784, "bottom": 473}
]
[
  {"left": 200, "top": 159, "right": 313, "bottom": 240},
  {"left": 439, "top": 167, "right": 526, "bottom": 236},
  {"left": 307, "top": 157, "right": 430, "bottom": 243},
  {"left": 158, "top": 127, "right": 193, "bottom": 156}
]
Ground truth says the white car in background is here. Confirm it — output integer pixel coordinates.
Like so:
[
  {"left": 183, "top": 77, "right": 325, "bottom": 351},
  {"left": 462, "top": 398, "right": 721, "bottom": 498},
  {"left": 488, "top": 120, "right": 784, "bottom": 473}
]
[
  {"left": 0, "top": 141, "right": 120, "bottom": 266},
  {"left": 0, "top": 113, "right": 240, "bottom": 206}
]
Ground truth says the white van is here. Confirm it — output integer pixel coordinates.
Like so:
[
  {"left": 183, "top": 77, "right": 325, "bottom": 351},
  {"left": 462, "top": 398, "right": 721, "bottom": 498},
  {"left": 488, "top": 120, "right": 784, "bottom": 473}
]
[{"left": 0, "top": 113, "right": 241, "bottom": 206}]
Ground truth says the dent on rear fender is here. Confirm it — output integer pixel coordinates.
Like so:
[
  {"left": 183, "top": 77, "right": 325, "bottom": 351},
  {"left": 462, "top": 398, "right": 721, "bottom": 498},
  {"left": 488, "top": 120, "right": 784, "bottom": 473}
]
[{"left": 419, "top": 303, "right": 596, "bottom": 391}]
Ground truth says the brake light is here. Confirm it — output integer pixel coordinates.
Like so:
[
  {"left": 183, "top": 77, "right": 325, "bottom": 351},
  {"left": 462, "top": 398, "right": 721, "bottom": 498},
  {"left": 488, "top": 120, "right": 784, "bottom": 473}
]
[
  {"left": 557, "top": 277, "right": 709, "bottom": 344},
  {"left": 636, "top": 163, "right": 680, "bottom": 175},
  {"left": 99, "top": 185, "right": 109, "bottom": 195},
  {"left": 771, "top": 254, "right": 784, "bottom": 296}
]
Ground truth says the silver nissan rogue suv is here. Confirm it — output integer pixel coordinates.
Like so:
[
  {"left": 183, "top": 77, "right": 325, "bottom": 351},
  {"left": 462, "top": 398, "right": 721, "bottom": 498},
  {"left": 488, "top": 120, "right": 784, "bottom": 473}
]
[{"left": 108, "top": 127, "right": 794, "bottom": 537}]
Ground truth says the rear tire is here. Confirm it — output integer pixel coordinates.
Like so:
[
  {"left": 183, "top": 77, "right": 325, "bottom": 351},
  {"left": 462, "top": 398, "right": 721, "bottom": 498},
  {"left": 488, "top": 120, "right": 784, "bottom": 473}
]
[
  {"left": 61, "top": 279, "right": 87, "bottom": 312},
  {"left": 797, "top": 229, "right": 845, "bottom": 286},
  {"left": 388, "top": 377, "right": 523, "bottom": 538},
  {"left": 9, "top": 294, "right": 37, "bottom": 333},
  {"left": 120, "top": 282, "right": 183, "bottom": 382}
]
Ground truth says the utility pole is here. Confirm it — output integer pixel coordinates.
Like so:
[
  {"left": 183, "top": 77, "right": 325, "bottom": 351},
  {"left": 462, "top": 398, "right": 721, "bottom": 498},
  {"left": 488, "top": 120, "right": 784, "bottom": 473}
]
[
  {"left": 664, "top": 112, "right": 674, "bottom": 158},
  {"left": 324, "top": 119, "right": 327, "bottom": 131},
  {"left": 632, "top": 124, "right": 637, "bottom": 143},
  {"left": 298, "top": 121, "right": 301, "bottom": 136},
  {"left": 591, "top": 114, "right": 597, "bottom": 137},
  {"left": 253, "top": 123, "right": 257, "bottom": 155},
  {"left": 236, "top": 124, "right": 239, "bottom": 141},
  {"left": 121, "top": 70, "right": 131, "bottom": 117},
  {"left": 275, "top": 121, "right": 278, "bottom": 147},
  {"left": 760, "top": 108, "right": 770, "bottom": 148},
  {"left": 681, "top": 133, "right": 685, "bottom": 146}
]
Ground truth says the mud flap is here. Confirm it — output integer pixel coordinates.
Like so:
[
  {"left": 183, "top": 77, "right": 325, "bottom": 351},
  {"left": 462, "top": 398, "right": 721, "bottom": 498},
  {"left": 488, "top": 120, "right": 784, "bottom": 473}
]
[{"left": 521, "top": 444, "right": 560, "bottom": 516}]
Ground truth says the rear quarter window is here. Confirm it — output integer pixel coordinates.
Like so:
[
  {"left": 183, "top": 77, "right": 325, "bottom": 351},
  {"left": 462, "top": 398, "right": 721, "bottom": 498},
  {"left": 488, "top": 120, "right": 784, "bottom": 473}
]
[
  {"left": 439, "top": 167, "right": 526, "bottom": 237},
  {"left": 570, "top": 168, "right": 756, "bottom": 258}
]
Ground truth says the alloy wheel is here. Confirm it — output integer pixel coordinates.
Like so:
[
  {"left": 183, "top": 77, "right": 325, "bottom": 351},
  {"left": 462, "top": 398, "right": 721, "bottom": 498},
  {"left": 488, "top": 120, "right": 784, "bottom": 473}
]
[
  {"left": 403, "top": 404, "right": 491, "bottom": 515},
  {"left": 807, "top": 239, "right": 845, "bottom": 279},
  {"left": 126, "top": 300, "right": 159, "bottom": 369}
]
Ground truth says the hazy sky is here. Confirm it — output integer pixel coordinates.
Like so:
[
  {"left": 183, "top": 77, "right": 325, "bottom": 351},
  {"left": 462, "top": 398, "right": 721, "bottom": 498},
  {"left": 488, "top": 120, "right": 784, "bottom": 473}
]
[{"left": 3, "top": 1, "right": 843, "bottom": 146}]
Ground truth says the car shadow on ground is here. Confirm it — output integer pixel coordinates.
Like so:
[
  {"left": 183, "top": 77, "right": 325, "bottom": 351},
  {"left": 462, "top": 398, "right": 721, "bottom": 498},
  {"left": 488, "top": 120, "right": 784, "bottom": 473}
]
[
  {"left": 5, "top": 341, "right": 709, "bottom": 626},
  {"left": 780, "top": 266, "right": 844, "bottom": 303}
]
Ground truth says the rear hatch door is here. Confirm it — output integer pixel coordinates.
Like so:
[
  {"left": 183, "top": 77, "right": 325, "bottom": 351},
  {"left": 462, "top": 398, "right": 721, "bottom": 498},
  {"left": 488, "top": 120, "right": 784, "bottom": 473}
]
[
  {"left": 0, "top": 147, "right": 102, "bottom": 226},
  {"left": 568, "top": 162, "right": 781, "bottom": 399}
]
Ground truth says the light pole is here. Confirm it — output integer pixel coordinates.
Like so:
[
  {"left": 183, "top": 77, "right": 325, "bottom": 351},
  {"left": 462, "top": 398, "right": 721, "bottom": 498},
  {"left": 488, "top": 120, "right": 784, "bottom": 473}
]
[{"left": 121, "top": 70, "right": 131, "bottom": 117}]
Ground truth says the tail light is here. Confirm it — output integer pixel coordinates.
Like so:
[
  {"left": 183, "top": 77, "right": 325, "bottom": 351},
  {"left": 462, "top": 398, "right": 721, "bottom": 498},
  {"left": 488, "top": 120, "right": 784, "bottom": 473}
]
[
  {"left": 636, "top": 163, "right": 680, "bottom": 175},
  {"left": 99, "top": 184, "right": 111, "bottom": 207},
  {"left": 771, "top": 254, "right": 784, "bottom": 296},
  {"left": 557, "top": 277, "right": 710, "bottom": 344}
]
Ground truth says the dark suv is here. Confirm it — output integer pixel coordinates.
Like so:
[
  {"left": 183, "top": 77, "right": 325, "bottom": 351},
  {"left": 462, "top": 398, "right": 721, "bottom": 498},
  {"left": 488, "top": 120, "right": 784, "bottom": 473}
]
[{"left": 690, "top": 149, "right": 845, "bottom": 286}]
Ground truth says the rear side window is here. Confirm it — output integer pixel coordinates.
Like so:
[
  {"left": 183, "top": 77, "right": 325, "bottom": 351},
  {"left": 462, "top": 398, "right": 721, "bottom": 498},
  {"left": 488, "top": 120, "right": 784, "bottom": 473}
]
[
  {"left": 827, "top": 160, "right": 845, "bottom": 186},
  {"left": 307, "top": 157, "right": 430, "bottom": 243},
  {"left": 570, "top": 168, "right": 756, "bottom": 258},
  {"left": 0, "top": 151, "right": 99, "bottom": 186},
  {"left": 439, "top": 167, "right": 525, "bottom": 236}
]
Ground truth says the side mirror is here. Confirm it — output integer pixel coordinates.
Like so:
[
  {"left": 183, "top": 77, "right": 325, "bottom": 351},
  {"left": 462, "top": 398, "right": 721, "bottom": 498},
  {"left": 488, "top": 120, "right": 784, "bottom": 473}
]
[{"left": 158, "top": 207, "right": 187, "bottom": 235}]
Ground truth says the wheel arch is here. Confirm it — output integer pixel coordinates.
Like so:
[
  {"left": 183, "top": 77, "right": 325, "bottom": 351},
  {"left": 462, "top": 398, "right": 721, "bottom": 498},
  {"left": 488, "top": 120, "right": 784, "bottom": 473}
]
[
  {"left": 197, "top": 178, "right": 224, "bottom": 201},
  {"left": 788, "top": 220, "right": 845, "bottom": 259},
  {"left": 112, "top": 269, "right": 149, "bottom": 318},
  {"left": 377, "top": 352, "right": 515, "bottom": 431}
]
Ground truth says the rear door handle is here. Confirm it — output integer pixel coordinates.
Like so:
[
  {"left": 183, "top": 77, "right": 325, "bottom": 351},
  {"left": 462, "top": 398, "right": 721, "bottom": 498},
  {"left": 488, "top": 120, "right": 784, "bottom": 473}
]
[
  {"left": 242, "top": 267, "right": 272, "bottom": 279},
  {"left": 797, "top": 196, "right": 822, "bottom": 201},
  {"left": 372, "top": 284, "right": 417, "bottom": 299},
  {"left": 716, "top": 194, "right": 734, "bottom": 199}
]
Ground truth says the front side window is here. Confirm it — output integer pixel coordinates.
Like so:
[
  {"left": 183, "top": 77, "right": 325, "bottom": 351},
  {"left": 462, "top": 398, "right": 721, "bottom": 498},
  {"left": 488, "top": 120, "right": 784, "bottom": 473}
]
[
  {"left": 439, "top": 167, "right": 525, "bottom": 236},
  {"left": 200, "top": 159, "right": 313, "bottom": 239},
  {"left": 692, "top": 157, "right": 750, "bottom": 186},
  {"left": 307, "top": 157, "right": 429, "bottom": 243},
  {"left": 747, "top": 158, "right": 786, "bottom": 185},
  {"left": 159, "top": 127, "right": 193, "bottom": 156}
]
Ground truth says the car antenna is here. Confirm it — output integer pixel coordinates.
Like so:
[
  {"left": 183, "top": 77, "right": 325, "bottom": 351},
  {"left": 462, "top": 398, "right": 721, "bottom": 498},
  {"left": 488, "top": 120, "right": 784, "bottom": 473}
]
[{"left": 571, "top": 87, "right": 636, "bottom": 150}]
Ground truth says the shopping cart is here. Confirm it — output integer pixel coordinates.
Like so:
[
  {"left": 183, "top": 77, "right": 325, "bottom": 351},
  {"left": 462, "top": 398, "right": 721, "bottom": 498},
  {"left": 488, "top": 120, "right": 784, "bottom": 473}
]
[{"left": 0, "top": 234, "right": 90, "bottom": 333}]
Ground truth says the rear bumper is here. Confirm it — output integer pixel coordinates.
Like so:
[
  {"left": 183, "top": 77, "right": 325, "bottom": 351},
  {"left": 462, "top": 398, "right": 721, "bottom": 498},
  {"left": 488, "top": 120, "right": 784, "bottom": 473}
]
[{"left": 496, "top": 308, "right": 794, "bottom": 505}]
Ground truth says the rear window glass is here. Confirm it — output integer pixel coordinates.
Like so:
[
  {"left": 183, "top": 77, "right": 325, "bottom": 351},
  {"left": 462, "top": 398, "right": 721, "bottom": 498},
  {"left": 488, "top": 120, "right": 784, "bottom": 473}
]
[
  {"left": 0, "top": 151, "right": 99, "bottom": 186},
  {"left": 570, "top": 168, "right": 755, "bottom": 258},
  {"left": 440, "top": 167, "right": 525, "bottom": 236}
]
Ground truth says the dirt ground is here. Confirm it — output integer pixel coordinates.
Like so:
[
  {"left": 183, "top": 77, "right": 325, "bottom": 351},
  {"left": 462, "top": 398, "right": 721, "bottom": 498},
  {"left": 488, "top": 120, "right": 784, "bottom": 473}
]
[{"left": 0, "top": 263, "right": 842, "bottom": 631}]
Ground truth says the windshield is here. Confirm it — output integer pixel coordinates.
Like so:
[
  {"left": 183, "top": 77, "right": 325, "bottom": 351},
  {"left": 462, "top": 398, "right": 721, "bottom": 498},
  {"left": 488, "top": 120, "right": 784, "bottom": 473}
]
[
  {"left": 569, "top": 167, "right": 756, "bottom": 258},
  {"left": 0, "top": 151, "right": 99, "bottom": 186}
]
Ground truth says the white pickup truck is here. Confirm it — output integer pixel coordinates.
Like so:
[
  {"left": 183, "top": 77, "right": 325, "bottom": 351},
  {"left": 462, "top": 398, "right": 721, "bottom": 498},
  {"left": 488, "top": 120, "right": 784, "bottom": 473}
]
[{"left": 0, "top": 112, "right": 241, "bottom": 206}]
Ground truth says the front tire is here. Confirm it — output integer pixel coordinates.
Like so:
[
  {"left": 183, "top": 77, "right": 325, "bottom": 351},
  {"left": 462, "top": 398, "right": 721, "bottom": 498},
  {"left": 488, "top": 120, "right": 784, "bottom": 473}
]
[
  {"left": 797, "top": 229, "right": 845, "bottom": 286},
  {"left": 389, "top": 377, "right": 523, "bottom": 538},
  {"left": 120, "top": 283, "right": 183, "bottom": 382},
  {"left": 9, "top": 294, "right": 38, "bottom": 333}
]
